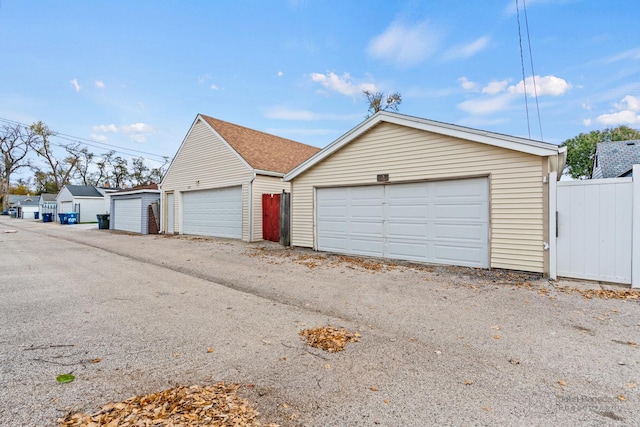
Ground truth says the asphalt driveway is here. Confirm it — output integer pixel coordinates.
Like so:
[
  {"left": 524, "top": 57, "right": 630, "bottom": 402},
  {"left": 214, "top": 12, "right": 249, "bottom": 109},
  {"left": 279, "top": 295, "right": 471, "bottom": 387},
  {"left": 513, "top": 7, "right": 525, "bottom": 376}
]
[{"left": 0, "top": 216, "right": 638, "bottom": 426}]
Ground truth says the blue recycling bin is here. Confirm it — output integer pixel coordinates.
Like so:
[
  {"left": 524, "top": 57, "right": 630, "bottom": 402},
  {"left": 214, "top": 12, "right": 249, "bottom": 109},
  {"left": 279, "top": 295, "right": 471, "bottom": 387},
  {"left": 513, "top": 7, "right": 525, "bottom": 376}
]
[
  {"left": 66, "top": 212, "right": 78, "bottom": 224},
  {"left": 58, "top": 213, "right": 68, "bottom": 224},
  {"left": 42, "top": 213, "right": 52, "bottom": 223},
  {"left": 34, "top": 212, "right": 39, "bottom": 220}
]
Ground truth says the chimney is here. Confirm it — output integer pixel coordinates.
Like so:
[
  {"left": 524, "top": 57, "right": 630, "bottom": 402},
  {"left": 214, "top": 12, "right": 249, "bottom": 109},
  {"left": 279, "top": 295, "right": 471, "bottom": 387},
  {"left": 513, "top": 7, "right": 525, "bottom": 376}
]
[{"left": 104, "top": 181, "right": 110, "bottom": 188}]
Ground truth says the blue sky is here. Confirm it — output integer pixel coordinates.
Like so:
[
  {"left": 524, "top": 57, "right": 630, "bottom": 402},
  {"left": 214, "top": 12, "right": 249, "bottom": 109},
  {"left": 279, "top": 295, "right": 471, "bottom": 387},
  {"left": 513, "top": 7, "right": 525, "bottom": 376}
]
[{"left": 1, "top": 0, "right": 639, "bottom": 173}]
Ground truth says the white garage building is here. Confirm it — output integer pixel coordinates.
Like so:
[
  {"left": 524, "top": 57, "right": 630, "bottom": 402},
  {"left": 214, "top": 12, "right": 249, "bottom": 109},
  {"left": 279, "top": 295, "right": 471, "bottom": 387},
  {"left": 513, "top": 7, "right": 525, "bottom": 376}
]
[
  {"left": 284, "top": 112, "right": 566, "bottom": 276},
  {"left": 109, "top": 184, "right": 161, "bottom": 234},
  {"left": 160, "top": 114, "right": 320, "bottom": 241}
]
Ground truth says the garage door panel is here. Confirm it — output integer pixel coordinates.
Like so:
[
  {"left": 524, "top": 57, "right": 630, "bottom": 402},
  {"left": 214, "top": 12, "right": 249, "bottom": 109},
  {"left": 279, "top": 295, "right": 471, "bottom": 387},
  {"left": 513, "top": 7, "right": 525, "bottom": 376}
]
[
  {"left": 350, "top": 238, "right": 385, "bottom": 256},
  {"left": 183, "top": 186, "right": 242, "bottom": 238},
  {"left": 387, "top": 240, "right": 428, "bottom": 259},
  {"left": 434, "top": 223, "right": 487, "bottom": 241},
  {"left": 434, "top": 203, "right": 487, "bottom": 220},
  {"left": 113, "top": 198, "right": 142, "bottom": 233},
  {"left": 318, "top": 220, "right": 347, "bottom": 233},
  {"left": 433, "top": 243, "right": 487, "bottom": 267},
  {"left": 317, "top": 177, "right": 488, "bottom": 268},
  {"left": 351, "top": 220, "right": 382, "bottom": 235},
  {"left": 387, "top": 222, "right": 429, "bottom": 239}
]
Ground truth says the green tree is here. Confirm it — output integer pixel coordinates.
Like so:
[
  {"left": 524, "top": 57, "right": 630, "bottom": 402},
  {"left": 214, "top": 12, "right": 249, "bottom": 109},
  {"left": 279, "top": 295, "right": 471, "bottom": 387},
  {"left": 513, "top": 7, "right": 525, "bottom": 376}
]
[
  {"left": 560, "top": 125, "right": 640, "bottom": 179},
  {"left": 363, "top": 90, "right": 402, "bottom": 118}
]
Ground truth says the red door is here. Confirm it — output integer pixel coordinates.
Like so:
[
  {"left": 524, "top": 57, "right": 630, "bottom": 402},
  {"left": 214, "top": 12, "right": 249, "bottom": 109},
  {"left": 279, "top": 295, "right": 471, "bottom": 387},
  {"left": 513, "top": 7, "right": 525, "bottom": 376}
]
[{"left": 262, "top": 193, "right": 280, "bottom": 242}]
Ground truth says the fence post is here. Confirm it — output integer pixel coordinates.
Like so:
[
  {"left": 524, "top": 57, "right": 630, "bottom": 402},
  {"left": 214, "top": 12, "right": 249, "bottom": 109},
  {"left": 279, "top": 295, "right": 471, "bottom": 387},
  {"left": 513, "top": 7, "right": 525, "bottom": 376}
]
[
  {"left": 633, "top": 165, "right": 639, "bottom": 288},
  {"left": 279, "top": 191, "right": 290, "bottom": 247},
  {"left": 549, "top": 171, "right": 557, "bottom": 280}
]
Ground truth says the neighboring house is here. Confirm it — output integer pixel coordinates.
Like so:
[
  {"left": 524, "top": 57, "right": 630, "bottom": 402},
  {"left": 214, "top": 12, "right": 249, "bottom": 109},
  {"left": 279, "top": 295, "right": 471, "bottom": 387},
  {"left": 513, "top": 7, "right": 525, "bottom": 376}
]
[
  {"left": 592, "top": 140, "right": 640, "bottom": 178},
  {"left": 160, "top": 114, "right": 320, "bottom": 241},
  {"left": 39, "top": 193, "right": 58, "bottom": 217},
  {"left": 15, "top": 195, "right": 40, "bottom": 219},
  {"left": 284, "top": 111, "right": 566, "bottom": 276},
  {"left": 110, "top": 184, "right": 161, "bottom": 234},
  {"left": 56, "top": 185, "right": 118, "bottom": 223}
]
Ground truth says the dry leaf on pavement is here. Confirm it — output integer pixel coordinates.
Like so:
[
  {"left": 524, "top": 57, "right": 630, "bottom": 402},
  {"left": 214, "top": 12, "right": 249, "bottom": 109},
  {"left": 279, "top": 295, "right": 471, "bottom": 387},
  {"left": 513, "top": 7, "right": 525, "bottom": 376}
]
[
  {"left": 300, "top": 326, "right": 360, "bottom": 352},
  {"left": 58, "top": 383, "right": 278, "bottom": 427}
]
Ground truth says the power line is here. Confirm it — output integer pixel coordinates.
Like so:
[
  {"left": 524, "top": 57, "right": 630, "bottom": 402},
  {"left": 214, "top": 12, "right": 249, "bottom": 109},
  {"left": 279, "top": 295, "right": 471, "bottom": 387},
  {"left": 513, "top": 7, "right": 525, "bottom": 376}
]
[
  {"left": 522, "top": 0, "right": 544, "bottom": 141},
  {"left": 515, "top": 0, "right": 531, "bottom": 139},
  {"left": 0, "top": 117, "right": 171, "bottom": 160}
]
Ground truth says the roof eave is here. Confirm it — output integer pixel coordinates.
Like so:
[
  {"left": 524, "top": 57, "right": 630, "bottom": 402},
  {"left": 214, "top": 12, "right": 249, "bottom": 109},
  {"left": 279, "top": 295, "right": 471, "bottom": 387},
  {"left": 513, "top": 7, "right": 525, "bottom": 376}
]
[{"left": 285, "top": 111, "right": 562, "bottom": 181}]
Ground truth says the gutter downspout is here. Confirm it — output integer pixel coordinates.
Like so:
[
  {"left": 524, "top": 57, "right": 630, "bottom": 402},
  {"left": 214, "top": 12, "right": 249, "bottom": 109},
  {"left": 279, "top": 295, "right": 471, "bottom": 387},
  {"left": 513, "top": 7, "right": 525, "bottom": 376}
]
[{"left": 248, "top": 171, "right": 256, "bottom": 242}]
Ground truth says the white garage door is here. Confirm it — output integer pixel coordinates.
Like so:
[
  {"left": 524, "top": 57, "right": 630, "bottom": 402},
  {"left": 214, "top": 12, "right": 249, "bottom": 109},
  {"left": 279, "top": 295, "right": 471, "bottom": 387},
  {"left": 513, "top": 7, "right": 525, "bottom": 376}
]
[
  {"left": 182, "top": 186, "right": 242, "bottom": 238},
  {"left": 317, "top": 178, "right": 489, "bottom": 268},
  {"left": 113, "top": 198, "right": 142, "bottom": 233}
]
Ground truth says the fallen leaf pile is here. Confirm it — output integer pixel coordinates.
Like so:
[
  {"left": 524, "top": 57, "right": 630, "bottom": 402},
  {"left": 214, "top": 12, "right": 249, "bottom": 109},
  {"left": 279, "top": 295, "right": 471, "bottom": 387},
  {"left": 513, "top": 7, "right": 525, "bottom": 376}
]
[
  {"left": 557, "top": 287, "right": 640, "bottom": 300},
  {"left": 59, "top": 383, "right": 278, "bottom": 427},
  {"left": 300, "top": 326, "right": 360, "bottom": 352}
]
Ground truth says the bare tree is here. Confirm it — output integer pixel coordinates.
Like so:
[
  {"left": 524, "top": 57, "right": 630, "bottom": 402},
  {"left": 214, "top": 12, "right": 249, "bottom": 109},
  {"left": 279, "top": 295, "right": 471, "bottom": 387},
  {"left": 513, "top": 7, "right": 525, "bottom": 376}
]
[
  {"left": 74, "top": 148, "right": 94, "bottom": 186},
  {"left": 363, "top": 90, "right": 402, "bottom": 118},
  {"left": 110, "top": 156, "right": 129, "bottom": 188},
  {"left": 1, "top": 124, "right": 37, "bottom": 210},
  {"left": 30, "top": 121, "right": 83, "bottom": 193}
]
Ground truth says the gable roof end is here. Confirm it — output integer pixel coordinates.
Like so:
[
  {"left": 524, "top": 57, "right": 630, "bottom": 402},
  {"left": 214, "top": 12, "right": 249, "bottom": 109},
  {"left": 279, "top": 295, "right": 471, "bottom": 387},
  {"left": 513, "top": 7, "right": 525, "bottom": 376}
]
[{"left": 284, "top": 111, "right": 563, "bottom": 181}]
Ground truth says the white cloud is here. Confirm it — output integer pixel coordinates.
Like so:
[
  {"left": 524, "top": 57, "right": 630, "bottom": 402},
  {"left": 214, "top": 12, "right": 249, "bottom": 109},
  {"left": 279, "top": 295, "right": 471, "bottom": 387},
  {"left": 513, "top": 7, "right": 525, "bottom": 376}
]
[
  {"left": 458, "top": 77, "right": 478, "bottom": 91},
  {"left": 121, "top": 123, "right": 153, "bottom": 133},
  {"left": 367, "top": 19, "right": 441, "bottom": 67},
  {"left": 278, "top": 71, "right": 284, "bottom": 77},
  {"left": 457, "top": 93, "right": 513, "bottom": 115},
  {"left": 70, "top": 78, "right": 81, "bottom": 92},
  {"left": 443, "top": 36, "right": 490, "bottom": 61},
  {"left": 210, "top": 84, "right": 219, "bottom": 90},
  {"left": 310, "top": 72, "right": 376, "bottom": 96},
  {"left": 92, "top": 124, "right": 118, "bottom": 133},
  {"left": 602, "top": 47, "right": 640, "bottom": 64},
  {"left": 596, "top": 95, "right": 640, "bottom": 125},
  {"left": 95, "top": 80, "right": 105, "bottom": 88},
  {"left": 615, "top": 95, "right": 640, "bottom": 112},
  {"left": 91, "top": 122, "right": 155, "bottom": 143},
  {"left": 508, "top": 75, "right": 571, "bottom": 96},
  {"left": 198, "top": 74, "right": 211, "bottom": 84},
  {"left": 597, "top": 110, "right": 640, "bottom": 125},
  {"left": 583, "top": 118, "right": 592, "bottom": 126},
  {"left": 581, "top": 102, "right": 592, "bottom": 111},
  {"left": 482, "top": 80, "right": 509, "bottom": 95}
]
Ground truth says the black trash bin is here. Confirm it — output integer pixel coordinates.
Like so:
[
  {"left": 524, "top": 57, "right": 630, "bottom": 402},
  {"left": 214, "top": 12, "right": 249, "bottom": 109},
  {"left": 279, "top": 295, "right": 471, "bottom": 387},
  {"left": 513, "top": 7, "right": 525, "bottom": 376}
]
[
  {"left": 42, "top": 213, "right": 52, "bottom": 223},
  {"left": 97, "top": 214, "right": 110, "bottom": 230},
  {"left": 34, "top": 212, "right": 39, "bottom": 220}
]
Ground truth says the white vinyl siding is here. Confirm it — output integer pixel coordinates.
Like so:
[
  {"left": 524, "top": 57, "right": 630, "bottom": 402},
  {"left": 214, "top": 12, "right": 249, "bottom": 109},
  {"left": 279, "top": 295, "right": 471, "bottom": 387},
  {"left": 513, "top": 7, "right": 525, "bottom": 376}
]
[
  {"left": 166, "top": 193, "right": 175, "bottom": 234},
  {"left": 113, "top": 198, "right": 142, "bottom": 233},
  {"left": 161, "top": 118, "right": 252, "bottom": 240},
  {"left": 292, "top": 122, "right": 545, "bottom": 273},
  {"left": 182, "top": 186, "right": 242, "bottom": 238},
  {"left": 251, "top": 176, "right": 290, "bottom": 241}
]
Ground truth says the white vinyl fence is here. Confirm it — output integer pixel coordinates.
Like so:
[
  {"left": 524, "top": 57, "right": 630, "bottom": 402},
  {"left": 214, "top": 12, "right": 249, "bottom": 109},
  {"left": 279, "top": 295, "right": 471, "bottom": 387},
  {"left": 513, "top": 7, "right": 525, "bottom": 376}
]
[{"left": 554, "top": 165, "right": 639, "bottom": 288}]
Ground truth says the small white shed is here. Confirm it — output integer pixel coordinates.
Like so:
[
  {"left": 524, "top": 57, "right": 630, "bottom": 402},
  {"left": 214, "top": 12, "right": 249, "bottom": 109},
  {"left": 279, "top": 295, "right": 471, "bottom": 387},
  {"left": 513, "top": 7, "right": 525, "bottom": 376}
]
[
  {"left": 56, "top": 185, "right": 115, "bottom": 223},
  {"left": 109, "top": 184, "right": 161, "bottom": 234}
]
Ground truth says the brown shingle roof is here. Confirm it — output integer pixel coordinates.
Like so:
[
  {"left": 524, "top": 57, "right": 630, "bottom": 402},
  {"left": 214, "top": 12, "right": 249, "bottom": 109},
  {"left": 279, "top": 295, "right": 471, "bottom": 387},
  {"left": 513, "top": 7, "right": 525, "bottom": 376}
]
[{"left": 200, "top": 115, "right": 320, "bottom": 174}]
